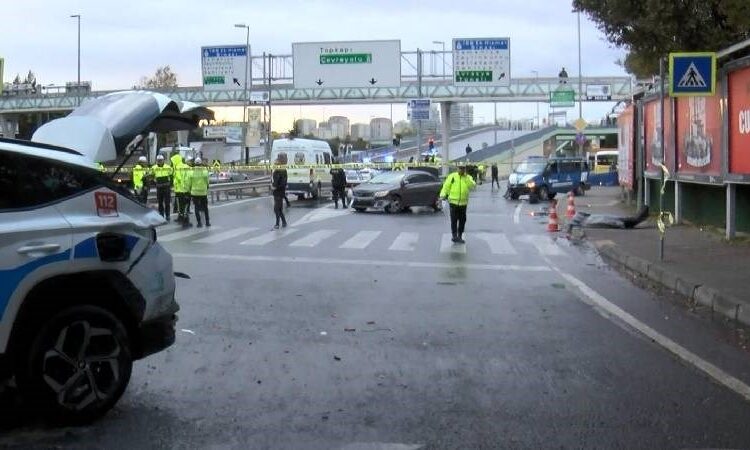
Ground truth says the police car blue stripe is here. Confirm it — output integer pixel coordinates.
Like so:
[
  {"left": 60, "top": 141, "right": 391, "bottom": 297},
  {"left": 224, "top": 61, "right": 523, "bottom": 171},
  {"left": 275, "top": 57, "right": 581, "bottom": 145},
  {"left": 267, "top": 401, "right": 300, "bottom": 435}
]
[
  {"left": 74, "top": 237, "right": 98, "bottom": 259},
  {"left": 0, "top": 249, "right": 71, "bottom": 321}
]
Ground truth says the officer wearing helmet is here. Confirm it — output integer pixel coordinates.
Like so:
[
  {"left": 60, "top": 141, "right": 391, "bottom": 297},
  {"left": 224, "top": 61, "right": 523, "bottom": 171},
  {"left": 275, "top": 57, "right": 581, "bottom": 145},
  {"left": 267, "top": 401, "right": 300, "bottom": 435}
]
[
  {"left": 132, "top": 156, "right": 149, "bottom": 203},
  {"left": 152, "top": 154, "right": 173, "bottom": 220},
  {"left": 190, "top": 157, "right": 211, "bottom": 227}
]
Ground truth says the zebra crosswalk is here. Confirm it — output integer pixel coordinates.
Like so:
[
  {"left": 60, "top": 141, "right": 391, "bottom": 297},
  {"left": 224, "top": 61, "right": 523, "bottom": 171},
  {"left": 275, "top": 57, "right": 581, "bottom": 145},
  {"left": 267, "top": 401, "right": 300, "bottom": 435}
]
[{"left": 157, "top": 224, "right": 568, "bottom": 257}]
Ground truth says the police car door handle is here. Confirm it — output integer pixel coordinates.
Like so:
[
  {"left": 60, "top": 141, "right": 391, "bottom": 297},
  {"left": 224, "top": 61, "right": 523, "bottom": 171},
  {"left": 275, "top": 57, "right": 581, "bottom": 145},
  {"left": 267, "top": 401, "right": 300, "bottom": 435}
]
[{"left": 17, "top": 243, "right": 61, "bottom": 255}]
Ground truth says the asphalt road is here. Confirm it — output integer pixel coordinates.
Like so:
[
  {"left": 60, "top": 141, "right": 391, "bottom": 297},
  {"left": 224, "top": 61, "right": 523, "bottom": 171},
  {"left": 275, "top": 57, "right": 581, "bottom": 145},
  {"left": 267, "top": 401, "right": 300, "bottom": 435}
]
[{"left": 3, "top": 185, "right": 750, "bottom": 449}]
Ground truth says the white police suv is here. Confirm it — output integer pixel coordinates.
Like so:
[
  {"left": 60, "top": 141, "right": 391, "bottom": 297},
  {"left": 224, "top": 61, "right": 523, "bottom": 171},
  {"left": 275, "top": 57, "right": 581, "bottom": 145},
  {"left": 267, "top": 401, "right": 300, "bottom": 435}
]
[{"left": 0, "top": 137, "right": 178, "bottom": 424}]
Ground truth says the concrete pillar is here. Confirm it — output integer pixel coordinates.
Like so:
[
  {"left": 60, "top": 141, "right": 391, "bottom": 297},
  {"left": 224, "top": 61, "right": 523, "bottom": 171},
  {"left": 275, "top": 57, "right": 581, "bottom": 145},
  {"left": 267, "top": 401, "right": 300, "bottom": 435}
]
[
  {"left": 440, "top": 101, "right": 452, "bottom": 176},
  {"left": 0, "top": 114, "right": 19, "bottom": 138},
  {"left": 644, "top": 177, "right": 651, "bottom": 207},
  {"left": 726, "top": 183, "right": 736, "bottom": 240},
  {"left": 674, "top": 180, "right": 682, "bottom": 224}
]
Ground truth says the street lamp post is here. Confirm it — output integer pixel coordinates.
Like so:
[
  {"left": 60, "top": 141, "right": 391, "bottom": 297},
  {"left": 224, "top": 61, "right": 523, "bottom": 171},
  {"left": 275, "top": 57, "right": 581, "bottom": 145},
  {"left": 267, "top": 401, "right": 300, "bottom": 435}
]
[
  {"left": 531, "top": 70, "right": 540, "bottom": 129},
  {"left": 432, "top": 41, "right": 446, "bottom": 79},
  {"left": 70, "top": 14, "right": 81, "bottom": 105},
  {"left": 234, "top": 23, "right": 250, "bottom": 164}
]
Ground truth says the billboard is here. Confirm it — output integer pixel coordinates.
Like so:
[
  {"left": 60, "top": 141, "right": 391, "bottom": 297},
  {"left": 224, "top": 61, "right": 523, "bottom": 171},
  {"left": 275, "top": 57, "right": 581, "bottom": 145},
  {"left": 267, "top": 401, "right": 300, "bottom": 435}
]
[
  {"left": 644, "top": 98, "right": 674, "bottom": 173},
  {"left": 617, "top": 105, "right": 635, "bottom": 189},
  {"left": 729, "top": 66, "right": 750, "bottom": 174},
  {"left": 452, "top": 38, "right": 510, "bottom": 87},
  {"left": 675, "top": 86, "right": 722, "bottom": 175},
  {"left": 292, "top": 40, "right": 401, "bottom": 89},
  {"left": 201, "top": 46, "right": 250, "bottom": 91},
  {"left": 586, "top": 84, "right": 612, "bottom": 101}
]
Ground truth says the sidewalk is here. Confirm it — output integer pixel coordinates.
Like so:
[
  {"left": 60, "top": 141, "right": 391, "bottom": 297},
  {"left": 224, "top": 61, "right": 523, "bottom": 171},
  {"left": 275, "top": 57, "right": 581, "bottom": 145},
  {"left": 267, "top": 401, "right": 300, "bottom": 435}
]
[{"left": 572, "top": 187, "right": 750, "bottom": 325}]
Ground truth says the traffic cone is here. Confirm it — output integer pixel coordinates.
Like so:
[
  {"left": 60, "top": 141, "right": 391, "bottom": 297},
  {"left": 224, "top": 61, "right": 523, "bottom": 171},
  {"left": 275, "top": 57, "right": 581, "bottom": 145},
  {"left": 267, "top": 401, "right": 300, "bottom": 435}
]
[
  {"left": 566, "top": 191, "right": 576, "bottom": 220},
  {"left": 547, "top": 199, "right": 560, "bottom": 232}
]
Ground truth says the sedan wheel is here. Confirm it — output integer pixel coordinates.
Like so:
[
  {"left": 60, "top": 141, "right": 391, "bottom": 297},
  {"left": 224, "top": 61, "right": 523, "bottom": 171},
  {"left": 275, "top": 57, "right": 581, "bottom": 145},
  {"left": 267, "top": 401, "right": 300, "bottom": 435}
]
[{"left": 385, "top": 195, "right": 403, "bottom": 214}]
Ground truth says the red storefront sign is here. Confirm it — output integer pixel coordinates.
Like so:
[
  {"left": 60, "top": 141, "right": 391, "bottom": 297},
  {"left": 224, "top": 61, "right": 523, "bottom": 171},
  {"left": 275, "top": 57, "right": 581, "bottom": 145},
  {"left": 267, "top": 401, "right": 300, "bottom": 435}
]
[
  {"left": 729, "top": 66, "right": 750, "bottom": 174},
  {"left": 617, "top": 105, "right": 634, "bottom": 189},
  {"left": 644, "top": 98, "right": 674, "bottom": 173},
  {"left": 675, "top": 83, "right": 723, "bottom": 175}
]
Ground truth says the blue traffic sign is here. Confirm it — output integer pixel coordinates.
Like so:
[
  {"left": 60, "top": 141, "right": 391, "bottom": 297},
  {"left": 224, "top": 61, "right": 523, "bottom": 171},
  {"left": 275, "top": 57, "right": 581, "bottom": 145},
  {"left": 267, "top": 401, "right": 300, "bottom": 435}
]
[
  {"left": 669, "top": 52, "right": 716, "bottom": 97},
  {"left": 408, "top": 99, "right": 431, "bottom": 121}
]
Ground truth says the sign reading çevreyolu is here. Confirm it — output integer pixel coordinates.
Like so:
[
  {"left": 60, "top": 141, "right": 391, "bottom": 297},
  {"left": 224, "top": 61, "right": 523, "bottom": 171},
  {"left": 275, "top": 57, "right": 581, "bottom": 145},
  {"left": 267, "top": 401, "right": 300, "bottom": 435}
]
[
  {"left": 292, "top": 40, "right": 401, "bottom": 89},
  {"left": 729, "top": 65, "right": 750, "bottom": 174}
]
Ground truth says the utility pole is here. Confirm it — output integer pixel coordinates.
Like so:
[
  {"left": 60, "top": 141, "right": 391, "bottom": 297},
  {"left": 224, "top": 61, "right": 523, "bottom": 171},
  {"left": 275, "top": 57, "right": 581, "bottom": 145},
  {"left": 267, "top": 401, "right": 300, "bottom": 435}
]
[
  {"left": 266, "top": 53, "right": 273, "bottom": 163},
  {"left": 416, "top": 49, "right": 423, "bottom": 157},
  {"left": 234, "top": 24, "right": 250, "bottom": 164},
  {"left": 70, "top": 14, "right": 81, "bottom": 106},
  {"left": 577, "top": 9, "right": 583, "bottom": 121}
]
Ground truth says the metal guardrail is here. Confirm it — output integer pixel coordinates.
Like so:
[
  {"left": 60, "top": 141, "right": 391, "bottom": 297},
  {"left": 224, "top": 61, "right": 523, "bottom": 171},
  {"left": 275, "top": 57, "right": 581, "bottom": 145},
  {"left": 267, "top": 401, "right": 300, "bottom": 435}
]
[{"left": 145, "top": 178, "right": 271, "bottom": 205}]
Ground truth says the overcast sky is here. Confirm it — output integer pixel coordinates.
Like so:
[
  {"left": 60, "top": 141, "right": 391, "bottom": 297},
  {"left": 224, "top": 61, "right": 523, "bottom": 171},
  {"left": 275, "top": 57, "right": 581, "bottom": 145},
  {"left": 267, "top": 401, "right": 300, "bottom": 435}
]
[{"left": 2, "top": 0, "right": 628, "bottom": 129}]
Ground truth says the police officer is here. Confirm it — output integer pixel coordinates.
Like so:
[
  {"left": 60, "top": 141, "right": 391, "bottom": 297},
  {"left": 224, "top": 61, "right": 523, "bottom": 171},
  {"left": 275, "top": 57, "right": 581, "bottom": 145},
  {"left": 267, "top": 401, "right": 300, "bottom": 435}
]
[
  {"left": 132, "top": 156, "right": 149, "bottom": 203},
  {"left": 491, "top": 163, "right": 500, "bottom": 190},
  {"left": 152, "top": 155, "right": 172, "bottom": 220},
  {"left": 477, "top": 163, "right": 486, "bottom": 185},
  {"left": 190, "top": 158, "right": 211, "bottom": 228},
  {"left": 170, "top": 150, "right": 182, "bottom": 214},
  {"left": 173, "top": 156, "right": 191, "bottom": 227},
  {"left": 271, "top": 153, "right": 288, "bottom": 229},
  {"left": 439, "top": 164, "right": 476, "bottom": 244},
  {"left": 330, "top": 163, "right": 347, "bottom": 209},
  {"left": 184, "top": 156, "right": 195, "bottom": 220}
]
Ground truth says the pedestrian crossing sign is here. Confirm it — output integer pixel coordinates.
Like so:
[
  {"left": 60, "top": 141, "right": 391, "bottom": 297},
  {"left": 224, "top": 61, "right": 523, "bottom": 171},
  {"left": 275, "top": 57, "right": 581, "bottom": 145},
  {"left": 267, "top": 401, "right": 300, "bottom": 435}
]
[{"left": 669, "top": 52, "right": 716, "bottom": 97}]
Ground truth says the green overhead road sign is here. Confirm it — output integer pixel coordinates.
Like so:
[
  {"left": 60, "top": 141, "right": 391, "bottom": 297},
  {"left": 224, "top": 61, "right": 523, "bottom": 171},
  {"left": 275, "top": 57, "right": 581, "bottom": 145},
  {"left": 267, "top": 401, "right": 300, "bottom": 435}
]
[
  {"left": 455, "top": 70, "right": 493, "bottom": 83},
  {"left": 550, "top": 89, "right": 575, "bottom": 108},
  {"left": 320, "top": 53, "right": 372, "bottom": 64}
]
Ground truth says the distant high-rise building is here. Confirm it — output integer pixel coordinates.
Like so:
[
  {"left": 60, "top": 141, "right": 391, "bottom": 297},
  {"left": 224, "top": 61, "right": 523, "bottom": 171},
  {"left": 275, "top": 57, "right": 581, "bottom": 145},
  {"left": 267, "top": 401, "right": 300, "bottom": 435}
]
[
  {"left": 350, "top": 123, "right": 370, "bottom": 141},
  {"left": 295, "top": 119, "right": 317, "bottom": 136},
  {"left": 315, "top": 124, "right": 334, "bottom": 140},
  {"left": 328, "top": 116, "right": 350, "bottom": 139},
  {"left": 450, "top": 104, "right": 474, "bottom": 130},
  {"left": 369, "top": 118, "right": 393, "bottom": 143}
]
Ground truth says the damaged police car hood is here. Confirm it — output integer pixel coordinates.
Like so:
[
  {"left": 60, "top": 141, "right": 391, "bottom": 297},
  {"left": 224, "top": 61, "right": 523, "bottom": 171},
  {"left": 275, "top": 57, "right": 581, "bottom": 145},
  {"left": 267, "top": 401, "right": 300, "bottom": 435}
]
[
  {"left": 508, "top": 172, "right": 538, "bottom": 185},
  {"left": 32, "top": 91, "right": 214, "bottom": 163}
]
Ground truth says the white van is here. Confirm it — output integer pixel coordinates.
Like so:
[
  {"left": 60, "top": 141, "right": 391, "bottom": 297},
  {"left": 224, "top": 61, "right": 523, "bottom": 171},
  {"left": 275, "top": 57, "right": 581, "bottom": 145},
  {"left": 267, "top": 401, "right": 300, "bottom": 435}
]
[{"left": 271, "top": 138, "right": 333, "bottom": 199}]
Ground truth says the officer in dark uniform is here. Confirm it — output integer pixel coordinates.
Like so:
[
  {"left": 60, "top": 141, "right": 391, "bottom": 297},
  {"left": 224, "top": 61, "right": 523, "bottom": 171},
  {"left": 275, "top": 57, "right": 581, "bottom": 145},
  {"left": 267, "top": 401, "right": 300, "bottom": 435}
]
[{"left": 330, "top": 163, "right": 348, "bottom": 209}]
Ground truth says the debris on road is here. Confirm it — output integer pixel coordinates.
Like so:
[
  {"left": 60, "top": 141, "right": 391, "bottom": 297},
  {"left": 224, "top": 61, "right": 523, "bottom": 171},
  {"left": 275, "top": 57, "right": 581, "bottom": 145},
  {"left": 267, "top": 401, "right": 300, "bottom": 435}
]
[
  {"left": 367, "top": 321, "right": 376, "bottom": 325},
  {"left": 333, "top": 355, "right": 342, "bottom": 361},
  {"left": 344, "top": 328, "right": 356, "bottom": 332},
  {"left": 180, "top": 329, "right": 196, "bottom": 335},
  {"left": 320, "top": 331, "right": 328, "bottom": 336}
]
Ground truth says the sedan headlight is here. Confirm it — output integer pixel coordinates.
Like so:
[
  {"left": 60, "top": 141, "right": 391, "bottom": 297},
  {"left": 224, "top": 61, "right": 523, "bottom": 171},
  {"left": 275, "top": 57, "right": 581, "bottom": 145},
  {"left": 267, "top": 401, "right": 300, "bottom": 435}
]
[
  {"left": 526, "top": 181, "right": 536, "bottom": 188},
  {"left": 374, "top": 191, "right": 390, "bottom": 198}
]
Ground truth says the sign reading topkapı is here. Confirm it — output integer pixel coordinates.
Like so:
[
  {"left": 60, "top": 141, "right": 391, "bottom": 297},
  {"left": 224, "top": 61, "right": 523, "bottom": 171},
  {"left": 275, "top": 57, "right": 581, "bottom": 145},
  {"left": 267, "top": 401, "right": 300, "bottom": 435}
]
[
  {"left": 452, "top": 38, "right": 510, "bottom": 87},
  {"left": 292, "top": 40, "right": 401, "bottom": 89},
  {"left": 201, "top": 46, "right": 250, "bottom": 91}
]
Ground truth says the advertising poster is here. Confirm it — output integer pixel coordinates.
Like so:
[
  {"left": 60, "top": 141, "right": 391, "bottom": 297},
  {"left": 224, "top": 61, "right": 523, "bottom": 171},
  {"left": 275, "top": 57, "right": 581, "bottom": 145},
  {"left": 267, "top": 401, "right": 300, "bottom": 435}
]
[
  {"left": 675, "top": 84, "right": 722, "bottom": 175},
  {"left": 617, "top": 105, "right": 635, "bottom": 189},
  {"left": 644, "top": 98, "right": 674, "bottom": 173},
  {"left": 729, "top": 66, "right": 750, "bottom": 174}
]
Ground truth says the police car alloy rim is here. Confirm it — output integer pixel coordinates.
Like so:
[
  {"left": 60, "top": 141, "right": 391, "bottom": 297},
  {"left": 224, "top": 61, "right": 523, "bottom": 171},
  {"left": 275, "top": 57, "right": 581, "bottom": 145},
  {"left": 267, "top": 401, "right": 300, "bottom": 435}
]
[{"left": 41, "top": 320, "right": 124, "bottom": 411}]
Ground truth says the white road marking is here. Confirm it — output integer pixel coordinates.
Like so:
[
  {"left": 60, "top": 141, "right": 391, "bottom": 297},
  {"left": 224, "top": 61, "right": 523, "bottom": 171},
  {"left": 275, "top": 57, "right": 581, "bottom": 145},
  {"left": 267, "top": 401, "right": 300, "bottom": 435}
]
[
  {"left": 289, "top": 229, "right": 338, "bottom": 247},
  {"left": 440, "top": 234, "right": 466, "bottom": 254},
  {"left": 240, "top": 227, "right": 298, "bottom": 245},
  {"left": 173, "top": 253, "right": 552, "bottom": 272},
  {"left": 557, "top": 269, "right": 750, "bottom": 403},
  {"left": 340, "top": 230, "right": 381, "bottom": 249},
  {"left": 211, "top": 196, "right": 269, "bottom": 209},
  {"left": 389, "top": 232, "right": 419, "bottom": 252},
  {"left": 193, "top": 227, "right": 258, "bottom": 244},
  {"left": 513, "top": 204, "right": 522, "bottom": 224},
  {"left": 516, "top": 234, "right": 564, "bottom": 256},
  {"left": 158, "top": 226, "right": 220, "bottom": 242},
  {"left": 474, "top": 232, "right": 517, "bottom": 255},
  {"left": 289, "top": 208, "right": 349, "bottom": 227}
]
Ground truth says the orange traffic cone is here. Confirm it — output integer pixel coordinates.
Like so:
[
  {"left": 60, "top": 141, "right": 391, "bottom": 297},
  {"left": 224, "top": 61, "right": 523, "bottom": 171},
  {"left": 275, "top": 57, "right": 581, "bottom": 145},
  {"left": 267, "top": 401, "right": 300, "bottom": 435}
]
[
  {"left": 566, "top": 191, "right": 576, "bottom": 220},
  {"left": 547, "top": 199, "right": 560, "bottom": 232}
]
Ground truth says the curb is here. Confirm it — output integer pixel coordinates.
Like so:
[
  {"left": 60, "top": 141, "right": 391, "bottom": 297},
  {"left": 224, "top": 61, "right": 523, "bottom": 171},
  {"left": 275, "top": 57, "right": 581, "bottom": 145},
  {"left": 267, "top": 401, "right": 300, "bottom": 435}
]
[{"left": 593, "top": 240, "right": 750, "bottom": 326}]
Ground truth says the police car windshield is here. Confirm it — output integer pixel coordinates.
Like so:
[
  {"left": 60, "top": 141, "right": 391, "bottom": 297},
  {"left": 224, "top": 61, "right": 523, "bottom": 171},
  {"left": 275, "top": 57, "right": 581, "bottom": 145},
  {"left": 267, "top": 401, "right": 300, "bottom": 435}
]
[
  {"left": 515, "top": 162, "right": 546, "bottom": 174},
  {"left": 369, "top": 172, "right": 404, "bottom": 185}
]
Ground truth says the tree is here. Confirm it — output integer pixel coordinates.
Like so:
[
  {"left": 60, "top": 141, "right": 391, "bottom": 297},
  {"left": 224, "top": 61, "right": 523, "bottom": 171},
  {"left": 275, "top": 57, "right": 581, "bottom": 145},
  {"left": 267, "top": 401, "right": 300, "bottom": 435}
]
[
  {"left": 288, "top": 120, "right": 300, "bottom": 139},
  {"left": 573, "top": 0, "right": 750, "bottom": 77},
  {"left": 327, "top": 137, "right": 342, "bottom": 157},
  {"left": 353, "top": 138, "right": 368, "bottom": 150},
  {"left": 134, "top": 65, "right": 178, "bottom": 89}
]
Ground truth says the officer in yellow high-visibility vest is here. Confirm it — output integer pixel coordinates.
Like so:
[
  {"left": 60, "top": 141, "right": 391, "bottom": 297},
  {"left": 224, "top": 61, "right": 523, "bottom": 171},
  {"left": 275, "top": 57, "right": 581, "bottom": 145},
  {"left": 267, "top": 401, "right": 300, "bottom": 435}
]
[
  {"left": 190, "top": 158, "right": 211, "bottom": 227},
  {"left": 173, "top": 155, "right": 191, "bottom": 227},
  {"left": 97, "top": 162, "right": 106, "bottom": 172},
  {"left": 152, "top": 155, "right": 173, "bottom": 220},
  {"left": 132, "top": 156, "right": 149, "bottom": 203},
  {"left": 170, "top": 151, "right": 182, "bottom": 214}
]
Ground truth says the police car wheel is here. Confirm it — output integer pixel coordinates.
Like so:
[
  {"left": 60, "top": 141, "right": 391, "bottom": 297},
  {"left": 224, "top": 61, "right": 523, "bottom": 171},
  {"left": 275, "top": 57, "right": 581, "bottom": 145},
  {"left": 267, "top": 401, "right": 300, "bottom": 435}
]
[
  {"left": 385, "top": 195, "right": 402, "bottom": 214},
  {"left": 17, "top": 305, "right": 132, "bottom": 424},
  {"left": 354, "top": 207, "right": 366, "bottom": 213},
  {"left": 538, "top": 186, "right": 550, "bottom": 202}
]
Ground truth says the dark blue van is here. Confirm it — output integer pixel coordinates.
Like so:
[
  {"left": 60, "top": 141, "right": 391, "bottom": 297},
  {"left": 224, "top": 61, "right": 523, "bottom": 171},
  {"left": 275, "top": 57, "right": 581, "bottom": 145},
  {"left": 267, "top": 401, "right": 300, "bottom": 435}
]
[{"left": 506, "top": 156, "right": 590, "bottom": 203}]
